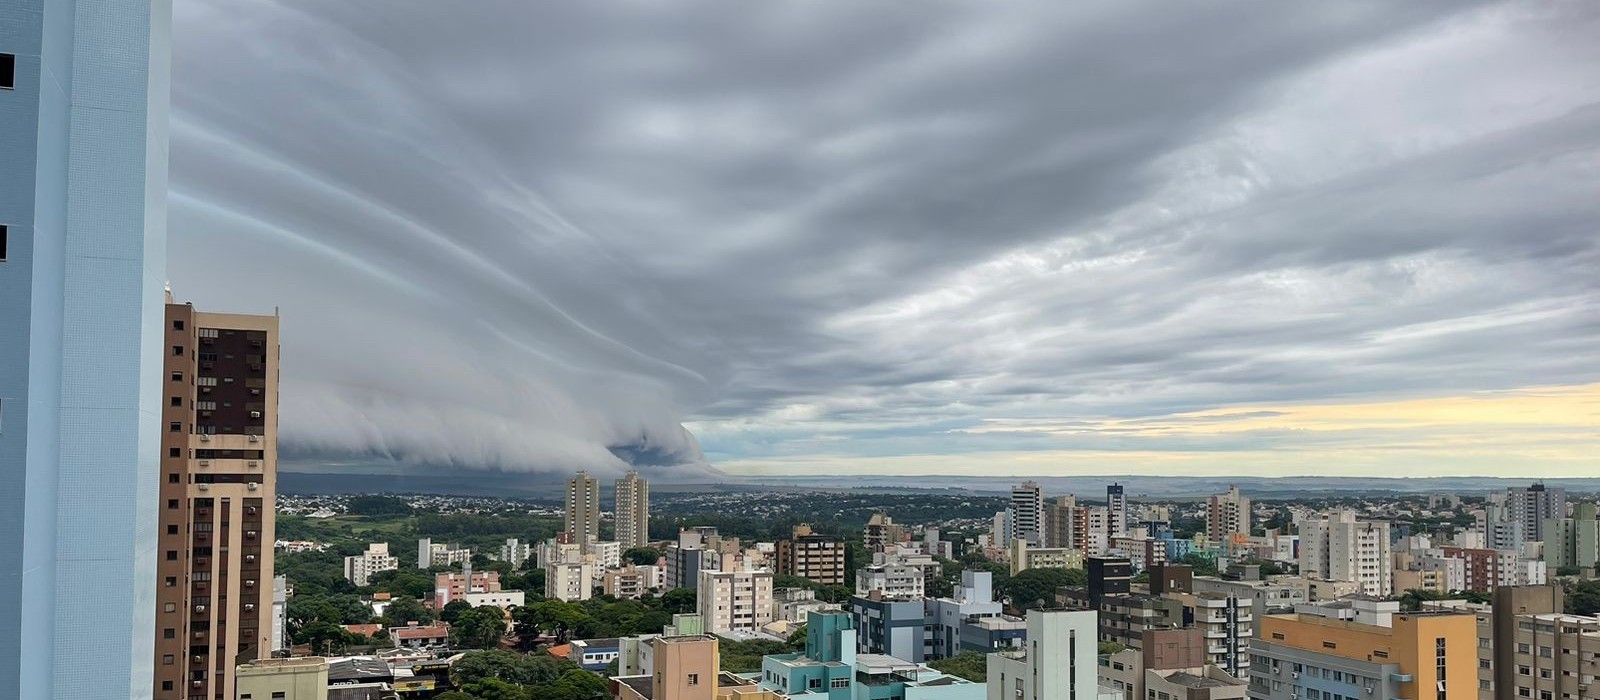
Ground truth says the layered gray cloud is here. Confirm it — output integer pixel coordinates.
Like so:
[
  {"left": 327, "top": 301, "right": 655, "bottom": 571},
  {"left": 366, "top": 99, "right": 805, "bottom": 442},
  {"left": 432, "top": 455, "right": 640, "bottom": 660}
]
[{"left": 169, "top": 1, "right": 1600, "bottom": 478}]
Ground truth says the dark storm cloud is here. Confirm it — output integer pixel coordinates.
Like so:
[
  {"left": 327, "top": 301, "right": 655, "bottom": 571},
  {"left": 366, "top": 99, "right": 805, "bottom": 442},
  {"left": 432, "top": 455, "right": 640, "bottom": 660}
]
[{"left": 168, "top": 1, "right": 1600, "bottom": 477}]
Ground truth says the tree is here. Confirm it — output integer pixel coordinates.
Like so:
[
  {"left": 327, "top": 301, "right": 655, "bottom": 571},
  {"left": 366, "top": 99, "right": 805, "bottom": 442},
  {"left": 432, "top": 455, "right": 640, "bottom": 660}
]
[
  {"left": 452, "top": 650, "right": 567, "bottom": 687},
  {"left": 1001, "top": 567, "right": 1084, "bottom": 608},
  {"left": 440, "top": 599, "right": 474, "bottom": 624},
  {"left": 659, "top": 588, "right": 696, "bottom": 615},
  {"left": 541, "top": 669, "right": 608, "bottom": 700},
  {"left": 346, "top": 495, "right": 413, "bottom": 517},
  {"left": 1569, "top": 580, "right": 1600, "bottom": 616},
  {"left": 368, "top": 568, "right": 435, "bottom": 599},
  {"left": 384, "top": 595, "right": 435, "bottom": 626},
  {"left": 433, "top": 693, "right": 474, "bottom": 700},
  {"left": 623, "top": 547, "right": 662, "bottom": 566},
  {"left": 297, "top": 620, "right": 356, "bottom": 655},
  {"left": 515, "top": 600, "right": 589, "bottom": 642},
  {"left": 453, "top": 606, "right": 510, "bottom": 649},
  {"left": 460, "top": 678, "right": 532, "bottom": 700},
  {"left": 927, "top": 651, "right": 987, "bottom": 682},
  {"left": 1098, "top": 642, "right": 1126, "bottom": 655}
]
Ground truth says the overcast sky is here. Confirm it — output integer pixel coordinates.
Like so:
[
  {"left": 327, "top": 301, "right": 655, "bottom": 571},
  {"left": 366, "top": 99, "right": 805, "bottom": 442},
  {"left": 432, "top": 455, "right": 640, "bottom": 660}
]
[{"left": 169, "top": 1, "right": 1600, "bottom": 480}]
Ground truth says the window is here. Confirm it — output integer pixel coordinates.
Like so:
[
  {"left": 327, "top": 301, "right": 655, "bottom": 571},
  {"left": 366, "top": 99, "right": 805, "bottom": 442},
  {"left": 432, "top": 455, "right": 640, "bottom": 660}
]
[
  {"left": 272, "top": 694, "right": 286, "bottom": 700},
  {"left": 173, "top": 320, "right": 184, "bottom": 331},
  {"left": 167, "top": 499, "right": 179, "bottom": 509},
  {"left": 165, "top": 602, "right": 176, "bottom": 612},
  {"left": 832, "top": 678, "right": 849, "bottom": 689},
  {"left": 0, "top": 224, "right": 7, "bottom": 260},
  {"left": 0, "top": 53, "right": 12, "bottom": 90},
  {"left": 162, "top": 681, "right": 173, "bottom": 691},
  {"left": 168, "top": 473, "right": 179, "bottom": 484},
  {"left": 686, "top": 674, "right": 699, "bottom": 686},
  {"left": 166, "top": 524, "right": 177, "bottom": 535},
  {"left": 162, "top": 654, "right": 173, "bottom": 665},
  {"left": 164, "top": 576, "right": 176, "bottom": 587},
  {"left": 169, "top": 422, "right": 181, "bottom": 432},
  {"left": 165, "top": 550, "right": 177, "bottom": 561},
  {"left": 169, "top": 448, "right": 181, "bottom": 458},
  {"left": 170, "top": 396, "right": 182, "bottom": 407},
  {"left": 1323, "top": 641, "right": 1337, "bottom": 649},
  {"left": 172, "top": 345, "right": 183, "bottom": 356},
  {"left": 808, "top": 678, "right": 821, "bottom": 689},
  {"left": 163, "top": 628, "right": 175, "bottom": 639}
]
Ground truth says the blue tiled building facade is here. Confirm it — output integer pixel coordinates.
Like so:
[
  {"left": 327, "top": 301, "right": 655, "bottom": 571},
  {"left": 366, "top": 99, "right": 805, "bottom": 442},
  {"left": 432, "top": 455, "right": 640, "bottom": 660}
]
[{"left": 0, "top": 1, "right": 171, "bottom": 698}]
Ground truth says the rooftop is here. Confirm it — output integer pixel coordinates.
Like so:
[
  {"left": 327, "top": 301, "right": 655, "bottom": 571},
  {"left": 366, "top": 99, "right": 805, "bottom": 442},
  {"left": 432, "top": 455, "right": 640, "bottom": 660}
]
[
  {"left": 617, "top": 675, "right": 654, "bottom": 700},
  {"left": 1163, "top": 671, "right": 1244, "bottom": 689}
]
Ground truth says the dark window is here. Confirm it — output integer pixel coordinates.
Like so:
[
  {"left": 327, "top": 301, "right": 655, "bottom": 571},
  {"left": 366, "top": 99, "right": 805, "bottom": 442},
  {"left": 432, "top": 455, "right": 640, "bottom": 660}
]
[
  {"left": 0, "top": 224, "right": 8, "bottom": 260},
  {"left": 162, "top": 681, "right": 172, "bottom": 691},
  {"left": 167, "top": 524, "right": 178, "bottom": 534},
  {"left": 164, "top": 628, "right": 175, "bottom": 639},
  {"left": 171, "top": 371, "right": 182, "bottom": 382},
  {"left": 169, "top": 448, "right": 180, "bottom": 458},
  {"left": 170, "top": 396, "right": 182, "bottom": 407},
  {"left": 167, "top": 499, "right": 179, "bottom": 509},
  {"left": 173, "top": 320, "right": 184, "bottom": 331},
  {"left": 173, "top": 346, "right": 183, "bottom": 356},
  {"left": 168, "top": 473, "right": 179, "bottom": 483},
  {"left": 0, "top": 54, "right": 13, "bottom": 89},
  {"left": 169, "top": 422, "right": 180, "bottom": 432},
  {"left": 162, "top": 654, "right": 173, "bottom": 665},
  {"left": 166, "top": 550, "right": 177, "bottom": 561},
  {"left": 164, "top": 576, "right": 176, "bottom": 587}
]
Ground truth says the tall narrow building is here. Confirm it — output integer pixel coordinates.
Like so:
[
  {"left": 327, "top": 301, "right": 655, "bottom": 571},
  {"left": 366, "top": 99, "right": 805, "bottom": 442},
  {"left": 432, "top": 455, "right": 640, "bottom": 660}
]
[
  {"left": 0, "top": 3, "right": 172, "bottom": 698},
  {"left": 1206, "top": 485, "right": 1251, "bottom": 542},
  {"left": 1107, "top": 483, "right": 1128, "bottom": 537},
  {"left": 614, "top": 470, "right": 649, "bottom": 550},
  {"left": 1010, "top": 481, "right": 1044, "bottom": 545},
  {"left": 565, "top": 470, "right": 601, "bottom": 547},
  {"left": 153, "top": 299, "right": 279, "bottom": 700}
]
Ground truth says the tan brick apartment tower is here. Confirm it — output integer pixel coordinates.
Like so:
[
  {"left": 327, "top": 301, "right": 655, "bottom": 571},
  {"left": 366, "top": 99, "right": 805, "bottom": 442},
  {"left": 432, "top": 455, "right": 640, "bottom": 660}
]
[
  {"left": 153, "top": 295, "right": 279, "bottom": 700},
  {"left": 615, "top": 470, "right": 650, "bottom": 550}
]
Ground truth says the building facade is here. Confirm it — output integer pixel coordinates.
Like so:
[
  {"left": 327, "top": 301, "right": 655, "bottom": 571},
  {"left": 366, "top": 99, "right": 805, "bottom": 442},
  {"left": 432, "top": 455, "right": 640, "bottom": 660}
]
[
  {"left": 697, "top": 569, "right": 775, "bottom": 635},
  {"left": 1011, "top": 482, "right": 1044, "bottom": 545},
  {"left": 234, "top": 657, "right": 328, "bottom": 700},
  {"left": 776, "top": 525, "right": 846, "bottom": 586},
  {"left": 615, "top": 470, "right": 650, "bottom": 551},
  {"left": 1247, "top": 608, "right": 1477, "bottom": 700},
  {"left": 1298, "top": 510, "right": 1392, "bottom": 597},
  {"left": 153, "top": 303, "right": 279, "bottom": 700},
  {"left": 343, "top": 543, "right": 398, "bottom": 587},
  {"left": 565, "top": 470, "right": 601, "bottom": 547},
  {"left": 0, "top": 2, "right": 172, "bottom": 697},
  {"left": 1209, "top": 485, "right": 1252, "bottom": 543},
  {"left": 987, "top": 608, "right": 1100, "bottom": 700},
  {"left": 1107, "top": 483, "right": 1128, "bottom": 539}
]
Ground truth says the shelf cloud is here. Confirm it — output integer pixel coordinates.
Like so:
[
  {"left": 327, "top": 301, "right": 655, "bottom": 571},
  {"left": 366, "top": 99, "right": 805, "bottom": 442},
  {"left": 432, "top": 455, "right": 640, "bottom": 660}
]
[{"left": 169, "top": 1, "right": 1600, "bottom": 478}]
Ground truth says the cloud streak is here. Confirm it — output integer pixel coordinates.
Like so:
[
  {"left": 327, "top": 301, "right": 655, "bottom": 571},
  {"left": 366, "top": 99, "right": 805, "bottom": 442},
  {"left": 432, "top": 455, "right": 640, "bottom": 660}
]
[{"left": 168, "top": 1, "right": 1600, "bottom": 478}]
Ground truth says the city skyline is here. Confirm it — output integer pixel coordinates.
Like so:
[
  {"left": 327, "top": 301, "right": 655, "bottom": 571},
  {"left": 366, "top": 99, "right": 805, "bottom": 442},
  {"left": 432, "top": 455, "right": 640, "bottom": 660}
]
[{"left": 168, "top": 2, "right": 1599, "bottom": 479}]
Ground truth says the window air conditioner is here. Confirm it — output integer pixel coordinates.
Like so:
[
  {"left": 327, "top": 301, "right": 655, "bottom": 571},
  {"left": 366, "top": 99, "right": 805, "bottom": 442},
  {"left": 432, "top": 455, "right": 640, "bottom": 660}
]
[
  {"left": 248, "top": 434, "right": 259, "bottom": 442},
  {"left": 199, "top": 434, "right": 210, "bottom": 442}
]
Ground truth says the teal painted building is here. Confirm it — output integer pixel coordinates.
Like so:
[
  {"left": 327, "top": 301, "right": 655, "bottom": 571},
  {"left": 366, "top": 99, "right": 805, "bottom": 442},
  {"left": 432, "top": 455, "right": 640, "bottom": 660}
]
[{"left": 757, "top": 610, "right": 984, "bottom": 700}]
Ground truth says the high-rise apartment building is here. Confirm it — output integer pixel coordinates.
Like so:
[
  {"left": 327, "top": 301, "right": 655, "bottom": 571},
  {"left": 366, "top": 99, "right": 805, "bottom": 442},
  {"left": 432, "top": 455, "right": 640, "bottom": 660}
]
[
  {"left": 1107, "top": 482, "right": 1128, "bottom": 538},
  {"left": 1208, "top": 485, "right": 1252, "bottom": 542},
  {"left": 565, "top": 470, "right": 601, "bottom": 547},
  {"left": 1043, "top": 495, "right": 1086, "bottom": 551},
  {"left": 776, "top": 525, "right": 846, "bottom": 586},
  {"left": 1543, "top": 501, "right": 1600, "bottom": 571},
  {"left": 1298, "top": 510, "right": 1392, "bottom": 597},
  {"left": 697, "top": 568, "right": 775, "bottom": 635},
  {"left": 153, "top": 301, "right": 280, "bottom": 700},
  {"left": 1010, "top": 481, "right": 1044, "bottom": 545},
  {"left": 614, "top": 470, "right": 649, "bottom": 550},
  {"left": 343, "top": 543, "right": 398, "bottom": 587},
  {"left": 1506, "top": 483, "right": 1566, "bottom": 543},
  {"left": 0, "top": 2, "right": 171, "bottom": 697},
  {"left": 987, "top": 608, "right": 1100, "bottom": 700}
]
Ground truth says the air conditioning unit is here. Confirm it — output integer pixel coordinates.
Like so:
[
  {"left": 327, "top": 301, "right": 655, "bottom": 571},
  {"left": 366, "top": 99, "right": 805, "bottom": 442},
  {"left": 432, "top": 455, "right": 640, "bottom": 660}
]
[
  {"left": 199, "top": 434, "right": 210, "bottom": 442},
  {"left": 246, "top": 507, "right": 257, "bottom": 515},
  {"left": 201, "top": 387, "right": 212, "bottom": 394},
  {"left": 244, "top": 580, "right": 255, "bottom": 587},
  {"left": 245, "top": 555, "right": 256, "bottom": 563},
  {"left": 192, "top": 655, "right": 204, "bottom": 663},
  {"left": 246, "top": 531, "right": 257, "bottom": 539},
  {"left": 244, "top": 604, "right": 255, "bottom": 612},
  {"left": 246, "top": 461, "right": 259, "bottom": 468},
  {"left": 197, "top": 484, "right": 209, "bottom": 491},
  {"left": 194, "top": 605, "right": 206, "bottom": 613},
  {"left": 249, "top": 411, "right": 261, "bottom": 418},
  {"left": 198, "top": 460, "right": 210, "bottom": 467},
  {"left": 248, "top": 434, "right": 259, "bottom": 442},
  {"left": 192, "top": 680, "right": 202, "bottom": 688},
  {"left": 247, "top": 483, "right": 259, "bottom": 491},
  {"left": 250, "top": 389, "right": 261, "bottom": 396},
  {"left": 1292, "top": 672, "right": 1299, "bottom": 679}
]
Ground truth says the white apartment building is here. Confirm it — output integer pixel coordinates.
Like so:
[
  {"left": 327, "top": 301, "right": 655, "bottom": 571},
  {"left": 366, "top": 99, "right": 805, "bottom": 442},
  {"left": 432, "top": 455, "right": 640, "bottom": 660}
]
[
  {"left": 589, "top": 540, "right": 622, "bottom": 569},
  {"left": 344, "top": 542, "right": 399, "bottom": 587},
  {"left": 697, "top": 568, "right": 775, "bottom": 634},
  {"left": 855, "top": 563, "right": 926, "bottom": 599},
  {"left": 499, "top": 538, "right": 533, "bottom": 568},
  {"left": 1011, "top": 481, "right": 1044, "bottom": 545},
  {"left": 987, "top": 608, "right": 1100, "bottom": 700},
  {"left": 1298, "top": 510, "right": 1392, "bottom": 597},
  {"left": 546, "top": 560, "right": 597, "bottom": 602}
]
